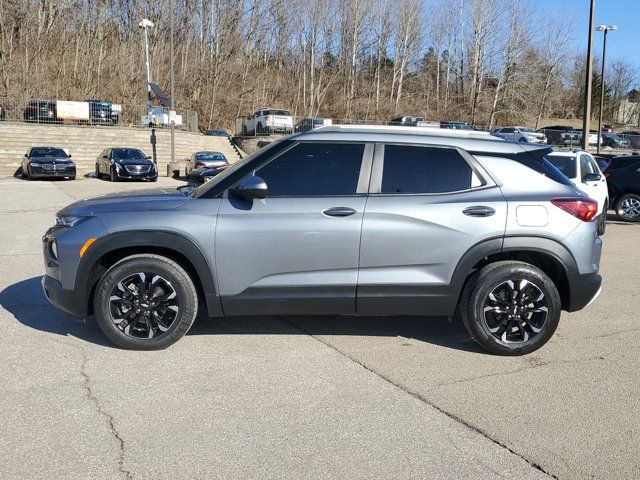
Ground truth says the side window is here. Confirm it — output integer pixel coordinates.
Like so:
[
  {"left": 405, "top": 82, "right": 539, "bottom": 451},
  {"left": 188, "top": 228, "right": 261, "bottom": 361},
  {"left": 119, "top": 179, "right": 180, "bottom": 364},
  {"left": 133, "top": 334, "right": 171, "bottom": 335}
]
[
  {"left": 502, "top": 127, "right": 515, "bottom": 133},
  {"left": 580, "top": 154, "right": 595, "bottom": 180},
  {"left": 256, "top": 142, "right": 364, "bottom": 197},
  {"left": 381, "top": 145, "right": 473, "bottom": 194}
]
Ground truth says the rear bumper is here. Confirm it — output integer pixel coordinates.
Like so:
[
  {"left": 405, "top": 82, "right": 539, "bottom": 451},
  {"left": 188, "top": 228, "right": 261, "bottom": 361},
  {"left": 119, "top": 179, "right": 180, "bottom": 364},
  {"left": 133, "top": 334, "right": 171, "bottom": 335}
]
[{"left": 565, "top": 272, "right": 602, "bottom": 312}]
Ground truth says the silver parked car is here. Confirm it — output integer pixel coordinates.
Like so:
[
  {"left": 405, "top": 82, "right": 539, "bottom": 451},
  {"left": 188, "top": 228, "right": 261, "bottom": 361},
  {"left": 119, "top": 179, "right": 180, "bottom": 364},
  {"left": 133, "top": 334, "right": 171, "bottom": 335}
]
[
  {"left": 42, "top": 125, "right": 602, "bottom": 355},
  {"left": 492, "top": 126, "right": 547, "bottom": 144}
]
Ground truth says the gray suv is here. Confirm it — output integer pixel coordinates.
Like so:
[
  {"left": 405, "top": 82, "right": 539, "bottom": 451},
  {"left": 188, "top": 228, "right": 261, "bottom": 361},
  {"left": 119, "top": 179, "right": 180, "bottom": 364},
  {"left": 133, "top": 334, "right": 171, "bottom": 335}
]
[{"left": 42, "top": 126, "right": 603, "bottom": 355}]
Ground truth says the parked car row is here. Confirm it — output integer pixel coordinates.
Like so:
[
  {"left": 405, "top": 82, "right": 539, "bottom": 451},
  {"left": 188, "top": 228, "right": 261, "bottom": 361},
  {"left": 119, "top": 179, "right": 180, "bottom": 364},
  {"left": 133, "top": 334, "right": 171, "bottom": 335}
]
[
  {"left": 19, "top": 99, "right": 121, "bottom": 124},
  {"left": 19, "top": 146, "right": 157, "bottom": 182}
]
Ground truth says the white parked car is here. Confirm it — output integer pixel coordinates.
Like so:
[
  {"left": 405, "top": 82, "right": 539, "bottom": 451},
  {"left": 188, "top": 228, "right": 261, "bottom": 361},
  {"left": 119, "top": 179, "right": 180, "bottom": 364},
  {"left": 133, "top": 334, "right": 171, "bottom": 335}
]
[
  {"left": 546, "top": 150, "right": 609, "bottom": 234},
  {"left": 242, "top": 108, "right": 294, "bottom": 135},
  {"left": 492, "top": 126, "right": 547, "bottom": 144}
]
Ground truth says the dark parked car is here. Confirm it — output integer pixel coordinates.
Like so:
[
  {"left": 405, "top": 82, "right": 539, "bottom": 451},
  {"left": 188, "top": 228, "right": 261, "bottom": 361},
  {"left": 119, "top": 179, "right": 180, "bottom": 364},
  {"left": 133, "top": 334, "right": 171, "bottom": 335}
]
[
  {"left": 601, "top": 154, "right": 640, "bottom": 221},
  {"left": 187, "top": 165, "right": 230, "bottom": 184},
  {"left": 185, "top": 151, "right": 228, "bottom": 176},
  {"left": 85, "top": 99, "right": 118, "bottom": 125},
  {"left": 95, "top": 147, "right": 157, "bottom": 182},
  {"left": 601, "top": 133, "right": 630, "bottom": 149},
  {"left": 539, "top": 125, "right": 581, "bottom": 145},
  {"left": 440, "top": 121, "right": 472, "bottom": 130},
  {"left": 21, "top": 146, "right": 75, "bottom": 180},
  {"left": 0, "top": 103, "right": 6, "bottom": 120},
  {"left": 205, "top": 129, "right": 230, "bottom": 137},
  {"left": 619, "top": 131, "right": 640, "bottom": 149},
  {"left": 24, "top": 99, "right": 57, "bottom": 123},
  {"left": 295, "top": 118, "right": 332, "bottom": 132}
]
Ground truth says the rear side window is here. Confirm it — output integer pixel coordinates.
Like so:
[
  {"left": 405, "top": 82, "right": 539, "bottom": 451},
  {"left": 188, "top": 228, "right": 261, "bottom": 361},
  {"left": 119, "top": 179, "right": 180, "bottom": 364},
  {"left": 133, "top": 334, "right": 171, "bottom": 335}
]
[
  {"left": 381, "top": 145, "right": 472, "bottom": 194},
  {"left": 546, "top": 155, "right": 577, "bottom": 178},
  {"left": 256, "top": 142, "right": 364, "bottom": 196}
]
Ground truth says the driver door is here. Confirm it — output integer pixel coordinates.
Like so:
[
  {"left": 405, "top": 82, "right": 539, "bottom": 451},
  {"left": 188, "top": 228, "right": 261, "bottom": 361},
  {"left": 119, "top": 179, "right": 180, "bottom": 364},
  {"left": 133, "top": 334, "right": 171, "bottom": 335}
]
[{"left": 214, "top": 141, "right": 373, "bottom": 315}]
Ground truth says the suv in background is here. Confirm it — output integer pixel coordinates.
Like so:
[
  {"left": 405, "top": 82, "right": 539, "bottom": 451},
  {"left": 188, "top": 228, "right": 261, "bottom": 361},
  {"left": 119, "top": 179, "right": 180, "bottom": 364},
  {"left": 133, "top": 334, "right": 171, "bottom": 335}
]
[
  {"left": 440, "top": 121, "right": 472, "bottom": 130},
  {"left": 95, "top": 147, "right": 157, "bottom": 182},
  {"left": 85, "top": 99, "right": 118, "bottom": 125},
  {"left": 242, "top": 108, "right": 294, "bottom": 135},
  {"left": 600, "top": 154, "right": 640, "bottom": 222},
  {"left": 389, "top": 116, "right": 430, "bottom": 127},
  {"left": 540, "top": 125, "right": 581, "bottom": 145},
  {"left": 24, "top": 99, "right": 57, "bottom": 123},
  {"left": 491, "top": 126, "right": 547, "bottom": 144},
  {"left": 546, "top": 150, "right": 608, "bottom": 234},
  {"left": 42, "top": 125, "right": 602, "bottom": 355}
]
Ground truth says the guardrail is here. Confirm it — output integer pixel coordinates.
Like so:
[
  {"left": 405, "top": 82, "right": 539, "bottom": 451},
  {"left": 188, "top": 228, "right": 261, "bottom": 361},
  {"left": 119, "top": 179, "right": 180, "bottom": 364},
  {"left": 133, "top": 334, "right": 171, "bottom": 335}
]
[{"left": 0, "top": 98, "right": 198, "bottom": 132}]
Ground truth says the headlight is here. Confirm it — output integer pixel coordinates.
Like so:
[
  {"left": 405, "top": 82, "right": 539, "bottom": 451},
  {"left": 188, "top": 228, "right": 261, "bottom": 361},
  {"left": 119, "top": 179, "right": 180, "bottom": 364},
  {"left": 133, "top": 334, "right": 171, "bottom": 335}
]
[
  {"left": 30, "top": 162, "right": 42, "bottom": 167},
  {"left": 55, "top": 215, "right": 90, "bottom": 228}
]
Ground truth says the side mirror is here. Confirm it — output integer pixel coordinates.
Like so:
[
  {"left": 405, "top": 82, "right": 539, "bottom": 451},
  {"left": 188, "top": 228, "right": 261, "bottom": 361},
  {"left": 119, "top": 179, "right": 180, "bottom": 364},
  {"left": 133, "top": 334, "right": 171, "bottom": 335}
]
[
  {"left": 584, "top": 172, "right": 601, "bottom": 182},
  {"left": 146, "top": 155, "right": 152, "bottom": 159},
  {"left": 24, "top": 154, "right": 28, "bottom": 158},
  {"left": 229, "top": 175, "right": 267, "bottom": 199},
  {"left": 67, "top": 154, "right": 72, "bottom": 158}
]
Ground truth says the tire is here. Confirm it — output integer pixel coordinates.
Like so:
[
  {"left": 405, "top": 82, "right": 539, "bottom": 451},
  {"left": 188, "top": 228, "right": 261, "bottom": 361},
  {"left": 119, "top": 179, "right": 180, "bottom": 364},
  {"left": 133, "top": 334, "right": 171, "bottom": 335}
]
[
  {"left": 615, "top": 194, "right": 640, "bottom": 222},
  {"left": 597, "top": 202, "right": 607, "bottom": 235},
  {"left": 460, "top": 261, "right": 561, "bottom": 356},
  {"left": 93, "top": 254, "right": 199, "bottom": 350},
  {"left": 27, "top": 166, "right": 33, "bottom": 180},
  {"left": 150, "top": 177, "right": 157, "bottom": 182},
  {"left": 68, "top": 176, "right": 76, "bottom": 181},
  {"left": 95, "top": 164, "right": 101, "bottom": 178},
  {"left": 110, "top": 167, "right": 119, "bottom": 182},
  {"left": 518, "top": 137, "right": 527, "bottom": 143}
]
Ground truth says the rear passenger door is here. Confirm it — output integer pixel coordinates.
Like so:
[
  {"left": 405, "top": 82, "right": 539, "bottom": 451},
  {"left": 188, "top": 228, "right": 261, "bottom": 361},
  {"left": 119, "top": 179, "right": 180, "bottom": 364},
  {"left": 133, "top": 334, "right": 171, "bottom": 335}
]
[{"left": 357, "top": 143, "right": 507, "bottom": 316}]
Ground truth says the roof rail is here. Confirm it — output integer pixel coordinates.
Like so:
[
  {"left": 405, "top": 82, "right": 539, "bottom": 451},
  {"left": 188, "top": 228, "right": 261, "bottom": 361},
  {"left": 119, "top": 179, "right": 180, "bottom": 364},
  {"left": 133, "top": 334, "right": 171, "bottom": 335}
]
[{"left": 314, "top": 124, "right": 497, "bottom": 140}]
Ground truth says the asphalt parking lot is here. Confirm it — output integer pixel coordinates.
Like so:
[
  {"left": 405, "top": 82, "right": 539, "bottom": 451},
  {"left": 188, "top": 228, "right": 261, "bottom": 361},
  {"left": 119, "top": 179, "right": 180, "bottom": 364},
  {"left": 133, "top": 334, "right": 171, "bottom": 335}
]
[{"left": 0, "top": 175, "right": 638, "bottom": 479}]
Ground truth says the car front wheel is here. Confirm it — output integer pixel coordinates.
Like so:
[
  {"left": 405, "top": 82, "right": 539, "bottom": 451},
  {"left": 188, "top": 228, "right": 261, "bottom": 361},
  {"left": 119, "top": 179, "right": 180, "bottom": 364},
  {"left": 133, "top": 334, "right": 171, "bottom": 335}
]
[
  {"left": 460, "top": 261, "right": 561, "bottom": 356},
  {"left": 616, "top": 194, "right": 640, "bottom": 222},
  {"left": 93, "top": 254, "right": 198, "bottom": 350},
  {"left": 110, "top": 167, "right": 119, "bottom": 182}
]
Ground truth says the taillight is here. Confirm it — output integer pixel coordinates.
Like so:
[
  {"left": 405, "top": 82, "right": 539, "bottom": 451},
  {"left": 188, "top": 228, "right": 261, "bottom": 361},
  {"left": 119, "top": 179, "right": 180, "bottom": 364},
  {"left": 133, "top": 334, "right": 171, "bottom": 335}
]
[
  {"left": 551, "top": 197, "right": 598, "bottom": 222},
  {"left": 195, "top": 162, "right": 206, "bottom": 168},
  {"left": 603, "top": 171, "right": 610, "bottom": 178},
  {"left": 265, "top": 115, "right": 271, "bottom": 122}
]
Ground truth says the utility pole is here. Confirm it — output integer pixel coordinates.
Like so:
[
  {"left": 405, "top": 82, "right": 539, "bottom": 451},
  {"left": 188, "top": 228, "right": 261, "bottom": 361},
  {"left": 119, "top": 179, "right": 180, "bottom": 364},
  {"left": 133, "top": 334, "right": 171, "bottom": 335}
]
[
  {"left": 169, "top": 1, "right": 176, "bottom": 169},
  {"left": 581, "top": 0, "right": 595, "bottom": 150},
  {"left": 139, "top": 19, "right": 154, "bottom": 109},
  {"left": 596, "top": 25, "right": 617, "bottom": 154}
]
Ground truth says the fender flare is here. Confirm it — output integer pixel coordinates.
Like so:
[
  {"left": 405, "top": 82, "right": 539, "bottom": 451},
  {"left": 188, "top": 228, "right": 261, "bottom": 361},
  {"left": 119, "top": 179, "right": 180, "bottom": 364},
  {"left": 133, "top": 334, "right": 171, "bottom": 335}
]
[{"left": 76, "top": 230, "right": 222, "bottom": 317}]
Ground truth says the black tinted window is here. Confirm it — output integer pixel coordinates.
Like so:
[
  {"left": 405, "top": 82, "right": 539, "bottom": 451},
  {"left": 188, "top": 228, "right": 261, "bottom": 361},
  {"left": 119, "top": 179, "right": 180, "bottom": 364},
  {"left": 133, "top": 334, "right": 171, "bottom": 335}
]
[
  {"left": 546, "top": 155, "right": 577, "bottom": 178},
  {"left": 112, "top": 148, "right": 146, "bottom": 160},
  {"left": 256, "top": 142, "right": 364, "bottom": 196},
  {"left": 30, "top": 147, "right": 67, "bottom": 157},
  {"left": 381, "top": 145, "right": 472, "bottom": 194}
]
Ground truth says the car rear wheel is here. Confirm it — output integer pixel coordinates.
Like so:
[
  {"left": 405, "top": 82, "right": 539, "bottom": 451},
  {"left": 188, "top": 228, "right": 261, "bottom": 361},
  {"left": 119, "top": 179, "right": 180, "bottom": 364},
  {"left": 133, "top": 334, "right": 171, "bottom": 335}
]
[
  {"left": 616, "top": 194, "right": 640, "bottom": 222},
  {"left": 93, "top": 254, "right": 198, "bottom": 350},
  {"left": 460, "top": 261, "right": 561, "bottom": 356}
]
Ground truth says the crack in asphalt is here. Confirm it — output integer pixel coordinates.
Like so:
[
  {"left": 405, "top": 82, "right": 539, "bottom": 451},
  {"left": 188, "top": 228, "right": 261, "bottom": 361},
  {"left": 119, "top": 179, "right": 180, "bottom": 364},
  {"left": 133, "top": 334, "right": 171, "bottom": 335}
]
[
  {"left": 278, "top": 316, "right": 557, "bottom": 479},
  {"left": 78, "top": 349, "right": 133, "bottom": 480}
]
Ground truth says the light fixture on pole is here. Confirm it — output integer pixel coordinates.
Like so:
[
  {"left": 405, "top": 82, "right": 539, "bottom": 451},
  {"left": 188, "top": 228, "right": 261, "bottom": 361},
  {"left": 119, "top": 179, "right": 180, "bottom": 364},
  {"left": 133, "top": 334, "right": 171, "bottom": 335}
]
[
  {"left": 596, "top": 24, "right": 618, "bottom": 154},
  {"left": 138, "top": 19, "right": 154, "bottom": 109},
  {"left": 581, "top": 0, "right": 596, "bottom": 151},
  {"left": 169, "top": 2, "right": 176, "bottom": 168}
]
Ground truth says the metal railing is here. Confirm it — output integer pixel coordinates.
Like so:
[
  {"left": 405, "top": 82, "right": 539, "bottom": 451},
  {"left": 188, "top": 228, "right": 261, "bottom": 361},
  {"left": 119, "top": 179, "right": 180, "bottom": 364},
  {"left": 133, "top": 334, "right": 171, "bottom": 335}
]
[
  {"left": 233, "top": 115, "right": 640, "bottom": 152},
  {"left": 0, "top": 98, "right": 198, "bottom": 132}
]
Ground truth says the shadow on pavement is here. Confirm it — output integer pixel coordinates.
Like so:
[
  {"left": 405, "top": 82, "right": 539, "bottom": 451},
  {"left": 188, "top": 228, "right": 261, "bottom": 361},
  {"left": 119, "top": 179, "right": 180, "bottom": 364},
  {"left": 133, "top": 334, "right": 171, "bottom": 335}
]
[{"left": 3, "top": 276, "right": 482, "bottom": 353}]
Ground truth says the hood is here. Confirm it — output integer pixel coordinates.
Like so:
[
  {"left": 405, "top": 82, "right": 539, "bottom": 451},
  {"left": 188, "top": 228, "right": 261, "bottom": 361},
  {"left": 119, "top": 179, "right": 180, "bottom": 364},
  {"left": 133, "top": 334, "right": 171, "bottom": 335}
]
[
  {"left": 58, "top": 187, "right": 190, "bottom": 216},
  {"left": 197, "top": 159, "right": 228, "bottom": 168},
  {"left": 32, "top": 157, "right": 72, "bottom": 164},
  {"left": 115, "top": 158, "right": 153, "bottom": 166}
]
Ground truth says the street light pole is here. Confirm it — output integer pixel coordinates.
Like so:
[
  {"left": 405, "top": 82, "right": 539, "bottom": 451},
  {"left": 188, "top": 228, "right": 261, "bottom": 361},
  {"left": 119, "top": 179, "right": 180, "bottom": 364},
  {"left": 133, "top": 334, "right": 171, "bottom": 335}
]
[
  {"left": 169, "top": 0, "right": 175, "bottom": 169},
  {"left": 581, "top": 0, "right": 596, "bottom": 151},
  {"left": 596, "top": 25, "right": 617, "bottom": 154},
  {"left": 138, "top": 19, "right": 154, "bottom": 109}
]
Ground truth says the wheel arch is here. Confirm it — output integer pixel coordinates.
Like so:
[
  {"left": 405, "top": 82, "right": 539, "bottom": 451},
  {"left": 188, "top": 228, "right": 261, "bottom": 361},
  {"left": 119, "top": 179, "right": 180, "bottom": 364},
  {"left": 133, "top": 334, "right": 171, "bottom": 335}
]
[
  {"left": 77, "top": 231, "right": 222, "bottom": 317},
  {"left": 450, "top": 236, "right": 578, "bottom": 313}
]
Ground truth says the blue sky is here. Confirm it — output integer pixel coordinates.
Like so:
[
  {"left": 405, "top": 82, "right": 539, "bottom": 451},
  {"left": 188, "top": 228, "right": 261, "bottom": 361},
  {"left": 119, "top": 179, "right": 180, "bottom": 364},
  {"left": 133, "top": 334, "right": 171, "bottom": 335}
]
[{"left": 536, "top": 0, "right": 639, "bottom": 69}]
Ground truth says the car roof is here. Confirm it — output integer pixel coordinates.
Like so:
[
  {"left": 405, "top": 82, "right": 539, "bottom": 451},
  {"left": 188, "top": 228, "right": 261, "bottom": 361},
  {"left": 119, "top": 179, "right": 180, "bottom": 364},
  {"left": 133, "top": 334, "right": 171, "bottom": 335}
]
[
  {"left": 290, "top": 125, "right": 550, "bottom": 155},
  {"left": 195, "top": 151, "right": 224, "bottom": 154}
]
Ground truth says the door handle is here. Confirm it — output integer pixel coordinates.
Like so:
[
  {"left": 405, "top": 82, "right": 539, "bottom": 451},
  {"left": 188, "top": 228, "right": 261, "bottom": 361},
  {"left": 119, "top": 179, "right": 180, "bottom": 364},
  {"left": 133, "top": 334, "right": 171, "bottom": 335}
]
[
  {"left": 322, "top": 207, "right": 357, "bottom": 217},
  {"left": 463, "top": 206, "right": 496, "bottom": 217}
]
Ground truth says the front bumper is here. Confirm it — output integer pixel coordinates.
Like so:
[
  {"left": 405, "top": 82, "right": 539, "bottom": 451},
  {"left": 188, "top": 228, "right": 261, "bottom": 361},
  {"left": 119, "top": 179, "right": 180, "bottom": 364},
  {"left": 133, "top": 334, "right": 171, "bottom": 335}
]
[
  {"left": 41, "top": 274, "right": 86, "bottom": 318},
  {"left": 114, "top": 166, "right": 157, "bottom": 181},
  {"left": 29, "top": 165, "right": 76, "bottom": 178},
  {"left": 565, "top": 272, "right": 602, "bottom": 312}
]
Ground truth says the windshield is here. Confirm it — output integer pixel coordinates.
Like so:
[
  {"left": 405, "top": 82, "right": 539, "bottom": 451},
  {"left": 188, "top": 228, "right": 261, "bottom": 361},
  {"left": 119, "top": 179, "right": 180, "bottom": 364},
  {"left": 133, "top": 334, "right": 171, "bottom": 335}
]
[
  {"left": 196, "top": 152, "right": 227, "bottom": 161},
  {"left": 520, "top": 127, "right": 535, "bottom": 133},
  {"left": 193, "top": 139, "right": 290, "bottom": 197},
  {"left": 30, "top": 147, "right": 68, "bottom": 158},
  {"left": 113, "top": 148, "right": 147, "bottom": 160},
  {"left": 545, "top": 155, "right": 577, "bottom": 178}
]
